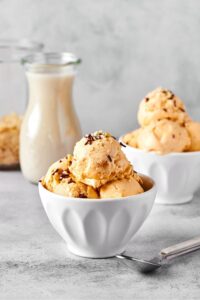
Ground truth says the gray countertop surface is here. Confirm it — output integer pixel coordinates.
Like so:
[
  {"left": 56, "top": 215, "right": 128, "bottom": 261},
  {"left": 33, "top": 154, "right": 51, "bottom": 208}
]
[{"left": 1, "top": 171, "right": 200, "bottom": 300}]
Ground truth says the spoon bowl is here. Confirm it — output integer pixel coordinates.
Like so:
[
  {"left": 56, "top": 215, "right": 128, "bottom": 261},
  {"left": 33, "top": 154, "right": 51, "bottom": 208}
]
[{"left": 116, "top": 253, "right": 161, "bottom": 273}]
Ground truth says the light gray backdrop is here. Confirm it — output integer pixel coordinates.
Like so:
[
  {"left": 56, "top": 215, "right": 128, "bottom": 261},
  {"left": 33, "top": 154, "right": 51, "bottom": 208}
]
[{"left": 1, "top": 0, "right": 200, "bottom": 136}]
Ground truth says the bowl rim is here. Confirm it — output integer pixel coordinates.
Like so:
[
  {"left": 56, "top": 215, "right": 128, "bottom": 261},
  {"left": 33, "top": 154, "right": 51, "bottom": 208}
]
[
  {"left": 38, "top": 173, "right": 156, "bottom": 203},
  {"left": 119, "top": 135, "right": 200, "bottom": 157}
]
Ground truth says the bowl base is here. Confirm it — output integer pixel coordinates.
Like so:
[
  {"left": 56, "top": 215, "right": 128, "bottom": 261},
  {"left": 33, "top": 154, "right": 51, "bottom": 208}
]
[
  {"left": 155, "top": 194, "right": 193, "bottom": 205},
  {"left": 67, "top": 244, "right": 124, "bottom": 259}
]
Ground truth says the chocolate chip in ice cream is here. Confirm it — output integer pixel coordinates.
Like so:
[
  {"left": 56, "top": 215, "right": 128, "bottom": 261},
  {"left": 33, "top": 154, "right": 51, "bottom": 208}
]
[
  {"left": 59, "top": 170, "right": 70, "bottom": 179},
  {"left": 68, "top": 178, "right": 75, "bottom": 184},
  {"left": 107, "top": 155, "right": 112, "bottom": 162},
  {"left": 84, "top": 131, "right": 112, "bottom": 146},
  {"left": 52, "top": 168, "right": 59, "bottom": 176},
  {"left": 79, "top": 193, "right": 87, "bottom": 198},
  {"left": 120, "top": 142, "right": 126, "bottom": 148},
  {"left": 84, "top": 134, "right": 95, "bottom": 145}
]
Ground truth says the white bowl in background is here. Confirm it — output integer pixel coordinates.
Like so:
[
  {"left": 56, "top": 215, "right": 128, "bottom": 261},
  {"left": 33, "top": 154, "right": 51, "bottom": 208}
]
[
  {"left": 120, "top": 139, "right": 200, "bottom": 205},
  {"left": 38, "top": 174, "right": 156, "bottom": 258}
]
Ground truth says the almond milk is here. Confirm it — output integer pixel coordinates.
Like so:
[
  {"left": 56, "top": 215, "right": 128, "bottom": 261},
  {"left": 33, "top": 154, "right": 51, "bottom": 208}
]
[{"left": 20, "top": 56, "right": 81, "bottom": 183}]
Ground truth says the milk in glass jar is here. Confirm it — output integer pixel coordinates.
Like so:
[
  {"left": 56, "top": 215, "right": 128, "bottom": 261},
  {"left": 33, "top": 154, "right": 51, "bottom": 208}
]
[{"left": 20, "top": 53, "right": 81, "bottom": 183}]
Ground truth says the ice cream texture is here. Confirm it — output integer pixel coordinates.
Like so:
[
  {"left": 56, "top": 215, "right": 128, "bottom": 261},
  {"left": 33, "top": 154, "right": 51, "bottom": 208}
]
[
  {"left": 185, "top": 121, "right": 200, "bottom": 152},
  {"left": 136, "top": 120, "right": 190, "bottom": 154},
  {"left": 69, "top": 131, "right": 133, "bottom": 188},
  {"left": 123, "top": 87, "right": 200, "bottom": 154},
  {"left": 42, "top": 131, "right": 144, "bottom": 199},
  {"left": 100, "top": 175, "right": 144, "bottom": 198},
  {"left": 122, "top": 128, "right": 141, "bottom": 149},
  {"left": 137, "top": 87, "right": 190, "bottom": 127},
  {"left": 0, "top": 113, "right": 22, "bottom": 165},
  {"left": 42, "top": 155, "right": 98, "bottom": 198}
]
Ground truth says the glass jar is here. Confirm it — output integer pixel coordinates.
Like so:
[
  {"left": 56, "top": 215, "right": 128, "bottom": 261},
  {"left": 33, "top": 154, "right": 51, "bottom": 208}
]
[
  {"left": 20, "top": 53, "right": 82, "bottom": 183},
  {"left": 0, "top": 39, "right": 43, "bottom": 169}
]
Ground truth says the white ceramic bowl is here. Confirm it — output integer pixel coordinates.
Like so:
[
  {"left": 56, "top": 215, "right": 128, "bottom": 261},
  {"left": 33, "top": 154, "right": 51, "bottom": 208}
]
[
  {"left": 121, "top": 139, "right": 200, "bottom": 205},
  {"left": 38, "top": 174, "right": 156, "bottom": 258}
]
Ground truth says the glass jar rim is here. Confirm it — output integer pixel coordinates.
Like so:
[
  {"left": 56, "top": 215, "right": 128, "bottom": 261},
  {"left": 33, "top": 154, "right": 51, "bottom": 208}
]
[
  {"left": 0, "top": 39, "right": 44, "bottom": 51},
  {"left": 22, "top": 52, "right": 81, "bottom": 73}
]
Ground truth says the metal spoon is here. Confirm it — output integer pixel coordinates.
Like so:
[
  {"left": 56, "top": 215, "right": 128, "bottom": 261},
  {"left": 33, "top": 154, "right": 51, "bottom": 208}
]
[{"left": 116, "top": 236, "right": 200, "bottom": 273}]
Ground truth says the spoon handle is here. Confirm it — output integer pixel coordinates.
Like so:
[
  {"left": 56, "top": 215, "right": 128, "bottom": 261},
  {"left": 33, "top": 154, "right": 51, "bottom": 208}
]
[{"left": 161, "top": 236, "right": 200, "bottom": 259}]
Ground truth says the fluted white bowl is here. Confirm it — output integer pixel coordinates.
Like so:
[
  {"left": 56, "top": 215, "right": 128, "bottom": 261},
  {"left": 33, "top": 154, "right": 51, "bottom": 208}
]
[
  {"left": 120, "top": 139, "right": 200, "bottom": 205},
  {"left": 38, "top": 174, "right": 156, "bottom": 258}
]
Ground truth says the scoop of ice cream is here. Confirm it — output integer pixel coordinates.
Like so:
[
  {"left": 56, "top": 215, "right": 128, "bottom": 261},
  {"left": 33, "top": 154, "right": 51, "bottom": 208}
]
[
  {"left": 136, "top": 120, "right": 191, "bottom": 154},
  {"left": 0, "top": 113, "right": 22, "bottom": 165},
  {"left": 137, "top": 87, "right": 190, "bottom": 127},
  {"left": 100, "top": 174, "right": 144, "bottom": 198},
  {"left": 122, "top": 128, "right": 142, "bottom": 148},
  {"left": 42, "top": 155, "right": 98, "bottom": 198},
  {"left": 69, "top": 131, "right": 133, "bottom": 188},
  {"left": 185, "top": 121, "right": 200, "bottom": 151}
]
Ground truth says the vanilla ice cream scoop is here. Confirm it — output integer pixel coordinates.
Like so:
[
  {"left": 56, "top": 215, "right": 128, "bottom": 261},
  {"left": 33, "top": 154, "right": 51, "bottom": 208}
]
[
  {"left": 136, "top": 120, "right": 191, "bottom": 154},
  {"left": 122, "top": 128, "right": 141, "bottom": 148},
  {"left": 69, "top": 131, "right": 133, "bottom": 188},
  {"left": 185, "top": 121, "right": 200, "bottom": 151},
  {"left": 0, "top": 113, "right": 22, "bottom": 165},
  {"left": 100, "top": 174, "right": 144, "bottom": 198},
  {"left": 42, "top": 155, "right": 98, "bottom": 198},
  {"left": 138, "top": 87, "right": 190, "bottom": 127}
]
